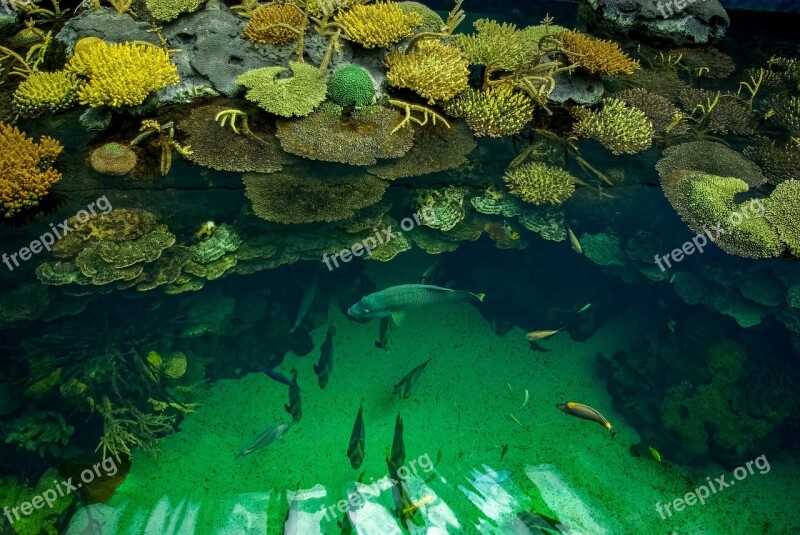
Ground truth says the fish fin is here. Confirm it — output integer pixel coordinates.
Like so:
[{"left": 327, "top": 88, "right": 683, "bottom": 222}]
[{"left": 390, "top": 311, "right": 406, "bottom": 327}]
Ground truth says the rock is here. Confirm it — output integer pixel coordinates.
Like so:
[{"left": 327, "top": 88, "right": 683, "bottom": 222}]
[
  {"left": 56, "top": 7, "right": 158, "bottom": 55},
  {"left": 578, "top": 0, "right": 730, "bottom": 45},
  {"left": 549, "top": 69, "right": 605, "bottom": 106}
]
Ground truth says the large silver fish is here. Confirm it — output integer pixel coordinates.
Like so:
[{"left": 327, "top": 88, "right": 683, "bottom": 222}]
[
  {"left": 347, "top": 284, "right": 484, "bottom": 320},
  {"left": 235, "top": 422, "right": 292, "bottom": 459}
]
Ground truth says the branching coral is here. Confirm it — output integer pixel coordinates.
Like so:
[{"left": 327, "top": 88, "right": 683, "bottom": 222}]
[
  {"left": 385, "top": 39, "right": 469, "bottom": 104},
  {"left": 0, "top": 122, "right": 62, "bottom": 217},
  {"left": 90, "top": 143, "right": 138, "bottom": 176},
  {"left": 451, "top": 19, "right": 558, "bottom": 72},
  {"left": 743, "top": 137, "right": 800, "bottom": 185},
  {"left": 237, "top": 61, "right": 327, "bottom": 118},
  {"left": 4, "top": 409, "right": 74, "bottom": 456},
  {"left": 334, "top": 1, "right": 422, "bottom": 49},
  {"left": 765, "top": 180, "right": 800, "bottom": 257},
  {"left": 620, "top": 67, "right": 689, "bottom": 99},
  {"left": 572, "top": 98, "right": 654, "bottom": 155},
  {"left": 503, "top": 161, "right": 577, "bottom": 205},
  {"left": 96, "top": 397, "right": 174, "bottom": 462},
  {"left": 443, "top": 86, "right": 534, "bottom": 137},
  {"left": 397, "top": 1, "right": 443, "bottom": 32},
  {"left": 243, "top": 169, "right": 388, "bottom": 223},
  {"left": 655, "top": 141, "right": 766, "bottom": 187},
  {"left": 243, "top": 3, "right": 305, "bottom": 45},
  {"left": 613, "top": 88, "right": 688, "bottom": 136},
  {"left": 670, "top": 47, "right": 736, "bottom": 79},
  {"left": 12, "top": 70, "right": 80, "bottom": 117},
  {"left": 276, "top": 102, "right": 414, "bottom": 165},
  {"left": 678, "top": 88, "right": 755, "bottom": 135},
  {"left": 766, "top": 94, "right": 800, "bottom": 133},
  {"left": 327, "top": 65, "right": 375, "bottom": 107},
  {"left": 67, "top": 40, "right": 179, "bottom": 107},
  {"left": 557, "top": 30, "right": 638, "bottom": 76},
  {"left": 146, "top": 0, "right": 205, "bottom": 22}
]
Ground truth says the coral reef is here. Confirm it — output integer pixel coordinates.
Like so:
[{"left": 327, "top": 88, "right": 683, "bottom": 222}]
[
  {"left": 572, "top": 97, "right": 654, "bottom": 155},
  {"left": 89, "top": 143, "right": 138, "bottom": 176},
  {"left": 678, "top": 88, "right": 755, "bottom": 135},
  {"left": 444, "top": 86, "right": 534, "bottom": 137},
  {"left": 613, "top": 88, "right": 687, "bottom": 136},
  {"left": 237, "top": 61, "right": 327, "bottom": 117},
  {"left": 146, "top": 0, "right": 205, "bottom": 22},
  {"left": 655, "top": 141, "right": 766, "bottom": 187},
  {"left": 503, "top": 162, "right": 577, "bottom": 206},
  {"left": 334, "top": 2, "right": 422, "bottom": 49},
  {"left": 327, "top": 65, "right": 376, "bottom": 107},
  {"left": 764, "top": 180, "right": 800, "bottom": 257},
  {"left": 557, "top": 30, "right": 638, "bottom": 75},
  {"left": 276, "top": 102, "right": 414, "bottom": 165},
  {"left": 452, "top": 19, "right": 561, "bottom": 72},
  {"left": 670, "top": 46, "right": 736, "bottom": 78},
  {"left": 0, "top": 122, "right": 62, "bottom": 217},
  {"left": 385, "top": 39, "right": 469, "bottom": 104},
  {"left": 12, "top": 71, "right": 80, "bottom": 117},
  {"left": 766, "top": 94, "right": 800, "bottom": 133},
  {"left": 243, "top": 3, "right": 305, "bottom": 45},
  {"left": 67, "top": 40, "right": 180, "bottom": 107},
  {"left": 397, "top": 1, "right": 443, "bottom": 32},
  {"left": 244, "top": 169, "right": 388, "bottom": 224},
  {"left": 743, "top": 137, "right": 800, "bottom": 185}
]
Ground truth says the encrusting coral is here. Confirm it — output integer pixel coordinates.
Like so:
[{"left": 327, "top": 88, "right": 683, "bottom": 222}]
[
  {"left": 556, "top": 30, "right": 638, "bottom": 76},
  {"left": 276, "top": 102, "right": 414, "bottom": 165},
  {"left": 444, "top": 86, "right": 534, "bottom": 137},
  {"left": 12, "top": 70, "right": 80, "bottom": 117},
  {"left": 243, "top": 3, "right": 306, "bottom": 45},
  {"left": 334, "top": 1, "right": 422, "bottom": 49},
  {"left": 572, "top": 98, "right": 654, "bottom": 155},
  {"left": 0, "top": 122, "right": 62, "bottom": 217},
  {"left": 326, "top": 65, "right": 375, "bottom": 107},
  {"left": 146, "top": 0, "right": 205, "bottom": 22},
  {"left": 237, "top": 61, "right": 327, "bottom": 118},
  {"left": 67, "top": 40, "right": 179, "bottom": 107},
  {"left": 385, "top": 39, "right": 469, "bottom": 104},
  {"left": 764, "top": 180, "right": 800, "bottom": 257},
  {"left": 503, "top": 161, "right": 577, "bottom": 206},
  {"left": 89, "top": 143, "right": 138, "bottom": 176}
]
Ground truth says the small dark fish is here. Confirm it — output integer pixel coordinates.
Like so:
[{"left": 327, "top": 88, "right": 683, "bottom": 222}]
[
  {"left": 314, "top": 325, "right": 335, "bottom": 389},
  {"left": 236, "top": 422, "right": 292, "bottom": 459},
  {"left": 557, "top": 402, "right": 616, "bottom": 437},
  {"left": 515, "top": 510, "right": 570, "bottom": 534},
  {"left": 387, "top": 413, "right": 405, "bottom": 479},
  {"left": 500, "top": 443, "right": 509, "bottom": 462},
  {"left": 347, "top": 401, "right": 365, "bottom": 469},
  {"left": 284, "top": 368, "right": 302, "bottom": 422},
  {"left": 375, "top": 315, "right": 393, "bottom": 350},
  {"left": 393, "top": 358, "right": 434, "bottom": 398},
  {"left": 261, "top": 366, "right": 303, "bottom": 392}
]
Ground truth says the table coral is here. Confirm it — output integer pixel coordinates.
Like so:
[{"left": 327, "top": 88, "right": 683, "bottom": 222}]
[
  {"left": 237, "top": 61, "right": 327, "bottom": 118},
  {"left": 444, "top": 86, "right": 534, "bottom": 137},
  {"left": 334, "top": 1, "right": 422, "bottom": 49},
  {"left": 572, "top": 97, "right": 654, "bottom": 155},
  {"left": 67, "top": 41, "right": 179, "bottom": 107},
  {"left": 655, "top": 141, "right": 766, "bottom": 187},
  {"left": 243, "top": 3, "right": 305, "bottom": 45},
  {"left": 503, "top": 161, "right": 577, "bottom": 206},
  {"left": 385, "top": 40, "right": 469, "bottom": 104},
  {"left": 327, "top": 65, "right": 376, "bottom": 107},
  {"left": 557, "top": 30, "right": 638, "bottom": 76},
  {"left": 13, "top": 70, "right": 80, "bottom": 117},
  {"left": 0, "top": 122, "right": 63, "bottom": 217}
]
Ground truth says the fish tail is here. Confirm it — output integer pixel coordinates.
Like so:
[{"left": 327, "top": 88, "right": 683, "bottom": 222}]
[{"left": 473, "top": 293, "right": 486, "bottom": 302}]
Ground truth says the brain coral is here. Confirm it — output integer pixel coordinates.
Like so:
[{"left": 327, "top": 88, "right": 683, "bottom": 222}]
[
  {"left": 503, "top": 162, "right": 577, "bottom": 206},
  {"left": 334, "top": 2, "right": 422, "bottom": 49},
  {"left": 444, "top": 86, "right": 535, "bottom": 138},
  {"left": 385, "top": 40, "right": 470, "bottom": 104},
  {"left": 0, "top": 122, "right": 62, "bottom": 217},
  {"left": 237, "top": 61, "right": 327, "bottom": 118},
  {"left": 13, "top": 71, "right": 80, "bottom": 117},
  {"left": 327, "top": 65, "right": 376, "bottom": 107},
  {"left": 276, "top": 102, "right": 414, "bottom": 165},
  {"left": 243, "top": 4, "right": 305, "bottom": 45}
]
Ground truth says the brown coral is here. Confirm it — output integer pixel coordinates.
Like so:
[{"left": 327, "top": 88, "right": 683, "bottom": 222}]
[
  {"left": 243, "top": 3, "right": 306, "bottom": 45},
  {"left": 557, "top": 30, "right": 638, "bottom": 76},
  {"left": 90, "top": 143, "right": 138, "bottom": 176}
]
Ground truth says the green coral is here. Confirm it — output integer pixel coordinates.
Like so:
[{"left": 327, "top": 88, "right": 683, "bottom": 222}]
[
  {"left": 0, "top": 474, "right": 74, "bottom": 535},
  {"left": 415, "top": 186, "right": 468, "bottom": 232},
  {"left": 765, "top": 180, "right": 800, "bottom": 257},
  {"left": 572, "top": 98, "right": 654, "bottom": 155},
  {"left": 4, "top": 410, "right": 74, "bottom": 457},
  {"left": 503, "top": 162, "right": 577, "bottom": 205},
  {"left": 397, "top": 1, "right": 444, "bottom": 32},
  {"left": 656, "top": 141, "right": 766, "bottom": 187},
  {"left": 146, "top": 0, "right": 205, "bottom": 21},
  {"left": 444, "top": 86, "right": 534, "bottom": 137},
  {"left": 327, "top": 65, "right": 375, "bottom": 107},
  {"left": 237, "top": 61, "right": 327, "bottom": 118},
  {"left": 452, "top": 19, "right": 563, "bottom": 71}
]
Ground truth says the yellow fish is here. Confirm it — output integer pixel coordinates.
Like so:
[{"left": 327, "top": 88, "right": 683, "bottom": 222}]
[
  {"left": 525, "top": 329, "right": 562, "bottom": 341},
  {"left": 403, "top": 494, "right": 436, "bottom": 515},
  {"left": 568, "top": 228, "right": 582, "bottom": 254},
  {"left": 503, "top": 220, "right": 520, "bottom": 240},
  {"left": 649, "top": 446, "right": 663, "bottom": 463}
]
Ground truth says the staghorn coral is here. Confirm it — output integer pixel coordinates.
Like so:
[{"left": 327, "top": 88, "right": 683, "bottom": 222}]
[
  {"left": 237, "top": 61, "right": 327, "bottom": 118},
  {"left": 452, "top": 19, "right": 559, "bottom": 72},
  {"left": 67, "top": 41, "right": 179, "bottom": 107},
  {"left": 334, "top": 1, "right": 422, "bottom": 49},
  {"left": 503, "top": 162, "right": 577, "bottom": 206},
  {"left": 368, "top": 120, "right": 475, "bottom": 180},
  {"left": 655, "top": 141, "right": 766, "bottom": 187},
  {"left": 243, "top": 3, "right": 305, "bottom": 45},
  {"left": 146, "top": 0, "right": 205, "bottom": 21},
  {"left": 743, "top": 137, "right": 800, "bottom": 185},
  {"left": 670, "top": 46, "right": 735, "bottom": 78},
  {"left": 557, "top": 30, "right": 638, "bottom": 76},
  {"left": 244, "top": 168, "right": 388, "bottom": 223},
  {"left": 96, "top": 397, "right": 174, "bottom": 462},
  {"left": 327, "top": 65, "right": 375, "bottom": 107},
  {"left": 766, "top": 94, "right": 800, "bottom": 133},
  {"left": 276, "top": 102, "right": 414, "bottom": 165},
  {"left": 572, "top": 98, "right": 654, "bottom": 155},
  {"left": 678, "top": 88, "right": 755, "bottom": 135},
  {"left": 613, "top": 88, "right": 688, "bottom": 136},
  {"left": 90, "top": 143, "right": 138, "bottom": 176},
  {"left": 443, "top": 86, "right": 534, "bottom": 137},
  {"left": 0, "top": 122, "right": 63, "bottom": 217},
  {"left": 13, "top": 71, "right": 80, "bottom": 117},
  {"left": 385, "top": 39, "right": 469, "bottom": 104},
  {"left": 764, "top": 180, "right": 800, "bottom": 257},
  {"left": 661, "top": 172, "right": 784, "bottom": 259}
]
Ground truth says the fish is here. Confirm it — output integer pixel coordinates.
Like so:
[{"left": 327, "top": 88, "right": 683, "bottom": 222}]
[
  {"left": 525, "top": 329, "right": 562, "bottom": 342},
  {"left": 284, "top": 368, "right": 302, "bottom": 422},
  {"left": 503, "top": 220, "right": 520, "bottom": 240},
  {"left": 514, "top": 510, "right": 571, "bottom": 534},
  {"left": 392, "top": 357, "right": 434, "bottom": 398},
  {"left": 669, "top": 273, "right": 677, "bottom": 283},
  {"left": 649, "top": 446, "right": 663, "bottom": 463},
  {"left": 314, "top": 325, "right": 335, "bottom": 389},
  {"left": 577, "top": 303, "right": 591, "bottom": 313},
  {"left": 556, "top": 402, "right": 616, "bottom": 438},
  {"left": 500, "top": 443, "right": 509, "bottom": 462},
  {"left": 375, "top": 315, "right": 393, "bottom": 350},
  {"left": 235, "top": 422, "right": 292, "bottom": 459},
  {"left": 347, "top": 401, "right": 365, "bottom": 469},
  {"left": 347, "top": 284, "right": 484, "bottom": 322},
  {"left": 403, "top": 494, "right": 436, "bottom": 515},
  {"left": 387, "top": 413, "right": 405, "bottom": 479},
  {"left": 260, "top": 366, "right": 303, "bottom": 392},
  {"left": 567, "top": 227, "right": 582, "bottom": 254},
  {"left": 290, "top": 277, "right": 318, "bottom": 333}
]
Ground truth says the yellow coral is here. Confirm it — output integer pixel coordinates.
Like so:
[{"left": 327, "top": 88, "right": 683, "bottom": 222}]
[
  {"left": 67, "top": 41, "right": 179, "bottom": 107},
  {"left": 335, "top": 1, "right": 422, "bottom": 49},
  {"left": 243, "top": 3, "right": 305, "bottom": 45},
  {"left": 0, "top": 122, "right": 63, "bottom": 217},
  {"left": 443, "top": 86, "right": 534, "bottom": 137},
  {"left": 504, "top": 162, "right": 576, "bottom": 205},
  {"left": 557, "top": 30, "right": 638, "bottom": 76},
  {"left": 385, "top": 40, "right": 469, "bottom": 104},
  {"left": 572, "top": 98, "right": 654, "bottom": 155},
  {"left": 13, "top": 71, "right": 80, "bottom": 117}
]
